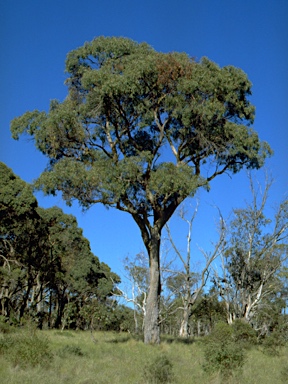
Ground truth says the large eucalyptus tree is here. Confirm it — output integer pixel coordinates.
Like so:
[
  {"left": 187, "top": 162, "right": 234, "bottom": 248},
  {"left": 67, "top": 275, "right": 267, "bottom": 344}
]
[{"left": 11, "top": 36, "right": 271, "bottom": 343}]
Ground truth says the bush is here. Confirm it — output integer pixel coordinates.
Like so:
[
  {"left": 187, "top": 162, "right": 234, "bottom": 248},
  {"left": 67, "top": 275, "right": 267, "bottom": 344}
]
[
  {"left": 202, "top": 322, "right": 246, "bottom": 378},
  {"left": 261, "top": 331, "right": 286, "bottom": 356},
  {"left": 1, "top": 331, "right": 52, "bottom": 368},
  {"left": 142, "top": 354, "right": 174, "bottom": 384},
  {"left": 232, "top": 319, "right": 257, "bottom": 348}
]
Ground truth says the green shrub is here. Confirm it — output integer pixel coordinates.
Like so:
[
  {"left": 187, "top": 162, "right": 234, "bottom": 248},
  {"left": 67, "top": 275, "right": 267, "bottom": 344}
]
[
  {"left": 142, "top": 354, "right": 174, "bottom": 384},
  {"left": 232, "top": 319, "right": 257, "bottom": 348},
  {"left": 261, "top": 331, "right": 285, "bottom": 356},
  {"left": 202, "top": 322, "right": 246, "bottom": 378},
  {"left": 2, "top": 331, "right": 52, "bottom": 368}
]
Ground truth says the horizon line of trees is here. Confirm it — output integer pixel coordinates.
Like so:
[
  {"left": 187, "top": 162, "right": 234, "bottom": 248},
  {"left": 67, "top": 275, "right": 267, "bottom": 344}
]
[{"left": 1, "top": 161, "right": 287, "bottom": 343}]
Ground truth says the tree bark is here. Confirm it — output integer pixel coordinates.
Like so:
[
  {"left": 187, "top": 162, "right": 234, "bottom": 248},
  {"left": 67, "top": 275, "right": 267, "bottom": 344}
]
[
  {"left": 179, "top": 299, "right": 190, "bottom": 338},
  {"left": 144, "top": 230, "right": 161, "bottom": 344}
]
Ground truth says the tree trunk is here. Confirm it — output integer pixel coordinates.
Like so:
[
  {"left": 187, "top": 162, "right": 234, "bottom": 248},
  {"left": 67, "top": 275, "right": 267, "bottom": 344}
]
[
  {"left": 19, "top": 279, "right": 32, "bottom": 321},
  {"left": 54, "top": 287, "right": 67, "bottom": 329},
  {"left": 179, "top": 304, "right": 190, "bottom": 338},
  {"left": 144, "top": 231, "right": 161, "bottom": 344},
  {"left": 133, "top": 303, "right": 139, "bottom": 334},
  {"left": 179, "top": 276, "right": 191, "bottom": 338}
]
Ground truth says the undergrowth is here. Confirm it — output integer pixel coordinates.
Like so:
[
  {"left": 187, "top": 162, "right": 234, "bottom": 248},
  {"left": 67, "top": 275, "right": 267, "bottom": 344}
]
[
  {"left": 0, "top": 329, "right": 52, "bottom": 368},
  {"left": 0, "top": 328, "right": 286, "bottom": 383}
]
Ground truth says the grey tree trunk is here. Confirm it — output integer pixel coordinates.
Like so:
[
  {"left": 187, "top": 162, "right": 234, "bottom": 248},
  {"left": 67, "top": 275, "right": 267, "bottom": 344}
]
[
  {"left": 144, "top": 231, "right": 161, "bottom": 344},
  {"left": 179, "top": 271, "right": 192, "bottom": 338},
  {"left": 179, "top": 300, "right": 190, "bottom": 338}
]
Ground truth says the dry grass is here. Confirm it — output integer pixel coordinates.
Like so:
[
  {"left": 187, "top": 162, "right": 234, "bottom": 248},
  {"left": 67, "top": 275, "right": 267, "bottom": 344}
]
[{"left": 0, "top": 330, "right": 287, "bottom": 383}]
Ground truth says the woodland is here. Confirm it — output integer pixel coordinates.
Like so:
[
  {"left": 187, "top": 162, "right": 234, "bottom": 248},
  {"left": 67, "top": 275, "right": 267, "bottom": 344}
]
[
  {"left": 1, "top": 161, "right": 287, "bottom": 383},
  {"left": 0, "top": 38, "right": 287, "bottom": 379},
  {"left": 1, "top": 161, "right": 287, "bottom": 343}
]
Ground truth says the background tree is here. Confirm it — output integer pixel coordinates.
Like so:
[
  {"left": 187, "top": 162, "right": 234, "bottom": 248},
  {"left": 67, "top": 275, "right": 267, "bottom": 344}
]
[
  {"left": 116, "top": 253, "right": 149, "bottom": 333},
  {"left": 0, "top": 162, "right": 48, "bottom": 322},
  {"left": 165, "top": 204, "right": 225, "bottom": 338},
  {"left": 213, "top": 174, "right": 288, "bottom": 326},
  {"left": 190, "top": 290, "right": 226, "bottom": 336},
  {"left": 0, "top": 162, "right": 121, "bottom": 329},
  {"left": 35, "top": 206, "right": 121, "bottom": 330},
  {"left": 11, "top": 36, "right": 271, "bottom": 343}
]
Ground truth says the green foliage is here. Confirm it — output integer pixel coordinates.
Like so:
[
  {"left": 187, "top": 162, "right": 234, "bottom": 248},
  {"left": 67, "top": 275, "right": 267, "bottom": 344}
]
[
  {"left": 0, "top": 162, "right": 48, "bottom": 322},
  {"left": 190, "top": 292, "right": 227, "bottom": 334},
  {"left": 1, "top": 330, "right": 52, "bottom": 368},
  {"left": 261, "top": 331, "right": 286, "bottom": 356},
  {"left": 10, "top": 36, "right": 271, "bottom": 217},
  {"left": 0, "top": 162, "right": 121, "bottom": 331},
  {"left": 231, "top": 319, "right": 257, "bottom": 347},
  {"left": 202, "top": 322, "right": 246, "bottom": 378},
  {"left": 214, "top": 176, "right": 288, "bottom": 327},
  {"left": 142, "top": 354, "right": 174, "bottom": 384}
]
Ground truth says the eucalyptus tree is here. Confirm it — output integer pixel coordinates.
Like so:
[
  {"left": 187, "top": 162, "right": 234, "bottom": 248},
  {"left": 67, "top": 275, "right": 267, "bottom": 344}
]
[
  {"left": 116, "top": 253, "right": 149, "bottom": 333},
  {"left": 0, "top": 162, "right": 48, "bottom": 320},
  {"left": 36, "top": 206, "right": 92, "bottom": 328},
  {"left": 11, "top": 36, "right": 271, "bottom": 343},
  {"left": 214, "top": 175, "right": 288, "bottom": 325},
  {"left": 165, "top": 204, "right": 225, "bottom": 338},
  {"left": 37, "top": 206, "right": 121, "bottom": 329},
  {"left": 118, "top": 250, "right": 178, "bottom": 334},
  {"left": 0, "top": 162, "right": 120, "bottom": 327}
]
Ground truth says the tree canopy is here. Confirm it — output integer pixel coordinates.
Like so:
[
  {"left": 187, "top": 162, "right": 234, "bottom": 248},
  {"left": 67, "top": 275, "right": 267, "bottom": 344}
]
[{"left": 11, "top": 37, "right": 271, "bottom": 221}]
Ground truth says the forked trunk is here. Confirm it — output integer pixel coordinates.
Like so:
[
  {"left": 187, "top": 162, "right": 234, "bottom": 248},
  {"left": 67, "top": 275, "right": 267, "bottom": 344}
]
[{"left": 144, "top": 231, "right": 161, "bottom": 344}]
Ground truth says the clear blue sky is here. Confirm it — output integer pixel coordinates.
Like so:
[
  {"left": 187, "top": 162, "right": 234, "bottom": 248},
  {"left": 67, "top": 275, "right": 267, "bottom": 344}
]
[{"left": 1, "top": 0, "right": 287, "bottom": 279}]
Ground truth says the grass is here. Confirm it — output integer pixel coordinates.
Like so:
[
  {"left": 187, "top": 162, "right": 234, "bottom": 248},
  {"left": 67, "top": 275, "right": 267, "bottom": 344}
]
[{"left": 0, "top": 329, "right": 287, "bottom": 383}]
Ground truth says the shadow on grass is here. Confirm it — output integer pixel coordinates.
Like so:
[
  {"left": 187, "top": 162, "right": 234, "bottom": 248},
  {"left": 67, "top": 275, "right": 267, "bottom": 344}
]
[
  {"left": 105, "top": 333, "right": 197, "bottom": 345},
  {"left": 105, "top": 333, "right": 144, "bottom": 344},
  {"left": 106, "top": 335, "right": 132, "bottom": 343},
  {"left": 162, "top": 335, "right": 196, "bottom": 345}
]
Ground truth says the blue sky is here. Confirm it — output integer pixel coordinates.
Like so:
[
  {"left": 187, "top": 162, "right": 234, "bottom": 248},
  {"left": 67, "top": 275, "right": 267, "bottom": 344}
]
[{"left": 1, "top": 0, "right": 287, "bottom": 280}]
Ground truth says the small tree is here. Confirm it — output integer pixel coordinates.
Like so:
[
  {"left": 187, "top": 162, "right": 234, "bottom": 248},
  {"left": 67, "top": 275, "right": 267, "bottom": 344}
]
[
  {"left": 11, "top": 37, "right": 271, "bottom": 343},
  {"left": 202, "top": 322, "right": 246, "bottom": 379}
]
